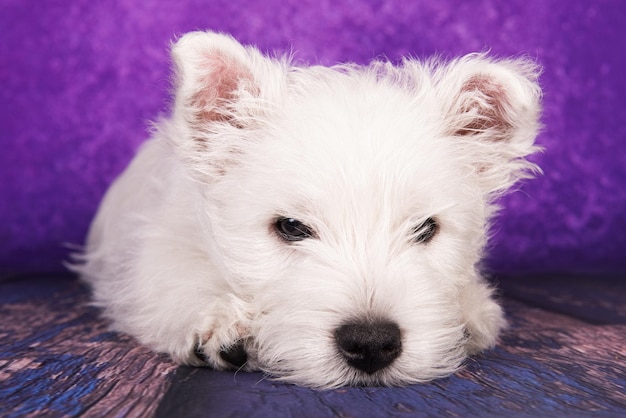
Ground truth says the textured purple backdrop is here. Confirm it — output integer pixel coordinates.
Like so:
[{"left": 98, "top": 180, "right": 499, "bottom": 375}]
[{"left": 1, "top": 0, "right": 625, "bottom": 276}]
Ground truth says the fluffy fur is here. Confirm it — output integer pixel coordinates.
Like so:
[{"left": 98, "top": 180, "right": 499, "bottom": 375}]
[{"left": 73, "top": 31, "right": 541, "bottom": 388}]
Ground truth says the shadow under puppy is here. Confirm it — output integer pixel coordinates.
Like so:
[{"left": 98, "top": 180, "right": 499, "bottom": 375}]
[{"left": 73, "top": 31, "right": 541, "bottom": 388}]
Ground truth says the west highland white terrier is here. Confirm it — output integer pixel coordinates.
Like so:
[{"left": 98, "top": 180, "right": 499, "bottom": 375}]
[{"left": 74, "top": 31, "right": 541, "bottom": 388}]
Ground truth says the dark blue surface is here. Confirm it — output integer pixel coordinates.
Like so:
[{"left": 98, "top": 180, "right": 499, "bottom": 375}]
[
  {"left": 156, "top": 344, "right": 626, "bottom": 418},
  {"left": 1, "top": 276, "right": 625, "bottom": 417}
]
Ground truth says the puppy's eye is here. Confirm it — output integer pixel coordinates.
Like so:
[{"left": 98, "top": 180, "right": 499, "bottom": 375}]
[
  {"left": 275, "top": 218, "right": 313, "bottom": 242},
  {"left": 412, "top": 217, "right": 438, "bottom": 244}
]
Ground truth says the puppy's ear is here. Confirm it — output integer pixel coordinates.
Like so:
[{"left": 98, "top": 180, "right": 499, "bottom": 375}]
[
  {"left": 438, "top": 55, "right": 542, "bottom": 195},
  {"left": 169, "top": 31, "right": 282, "bottom": 178}
]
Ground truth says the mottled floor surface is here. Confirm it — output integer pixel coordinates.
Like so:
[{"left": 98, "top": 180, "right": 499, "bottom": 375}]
[{"left": 1, "top": 274, "right": 625, "bottom": 417}]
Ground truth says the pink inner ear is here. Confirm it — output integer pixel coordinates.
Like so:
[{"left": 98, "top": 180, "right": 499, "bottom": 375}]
[
  {"left": 190, "top": 53, "right": 253, "bottom": 123},
  {"left": 454, "top": 75, "right": 513, "bottom": 140}
]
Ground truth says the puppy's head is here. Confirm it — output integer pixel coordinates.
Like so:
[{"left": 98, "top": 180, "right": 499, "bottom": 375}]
[{"left": 170, "top": 32, "right": 541, "bottom": 388}]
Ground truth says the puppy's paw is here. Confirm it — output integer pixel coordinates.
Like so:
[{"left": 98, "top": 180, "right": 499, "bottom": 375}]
[
  {"left": 194, "top": 323, "right": 252, "bottom": 369},
  {"left": 191, "top": 299, "right": 256, "bottom": 370},
  {"left": 461, "top": 281, "right": 507, "bottom": 354}
]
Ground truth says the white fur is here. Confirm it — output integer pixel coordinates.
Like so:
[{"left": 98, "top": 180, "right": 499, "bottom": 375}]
[{"left": 72, "top": 31, "right": 541, "bottom": 388}]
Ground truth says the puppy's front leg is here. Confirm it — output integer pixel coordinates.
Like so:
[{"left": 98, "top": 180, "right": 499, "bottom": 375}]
[{"left": 120, "top": 231, "right": 254, "bottom": 370}]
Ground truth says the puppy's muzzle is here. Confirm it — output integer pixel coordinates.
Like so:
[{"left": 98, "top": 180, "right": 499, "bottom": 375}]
[{"left": 334, "top": 319, "right": 402, "bottom": 374}]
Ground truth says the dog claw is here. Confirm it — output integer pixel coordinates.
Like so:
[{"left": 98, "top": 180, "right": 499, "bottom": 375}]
[
  {"left": 193, "top": 344, "right": 209, "bottom": 365},
  {"left": 219, "top": 341, "right": 248, "bottom": 368}
]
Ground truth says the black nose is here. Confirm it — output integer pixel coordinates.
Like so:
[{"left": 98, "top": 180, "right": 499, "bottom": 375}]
[{"left": 334, "top": 320, "right": 402, "bottom": 374}]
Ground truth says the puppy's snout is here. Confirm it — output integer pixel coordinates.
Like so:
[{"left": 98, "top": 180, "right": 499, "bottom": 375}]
[{"left": 335, "top": 320, "right": 402, "bottom": 374}]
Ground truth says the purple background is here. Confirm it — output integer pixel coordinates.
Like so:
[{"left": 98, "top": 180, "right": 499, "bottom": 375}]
[{"left": 1, "top": 0, "right": 625, "bottom": 277}]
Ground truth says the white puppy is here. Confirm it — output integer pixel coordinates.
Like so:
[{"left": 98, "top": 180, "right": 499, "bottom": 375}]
[{"left": 74, "top": 31, "right": 541, "bottom": 388}]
